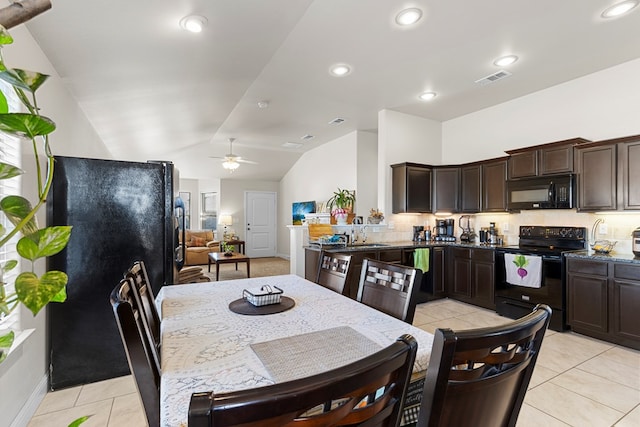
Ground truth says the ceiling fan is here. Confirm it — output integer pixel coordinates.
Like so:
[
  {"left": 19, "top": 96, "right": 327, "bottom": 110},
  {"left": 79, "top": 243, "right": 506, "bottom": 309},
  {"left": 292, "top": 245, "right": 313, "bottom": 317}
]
[{"left": 209, "top": 138, "right": 258, "bottom": 171}]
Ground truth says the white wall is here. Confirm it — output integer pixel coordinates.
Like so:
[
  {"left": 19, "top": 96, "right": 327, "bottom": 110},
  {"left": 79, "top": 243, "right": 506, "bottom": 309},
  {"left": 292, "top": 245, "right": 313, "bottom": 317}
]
[
  {"left": 1, "top": 17, "right": 110, "bottom": 427},
  {"left": 355, "top": 131, "right": 378, "bottom": 216},
  {"left": 220, "top": 179, "right": 279, "bottom": 241},
  {"left": 278, "top": 132, "right": 359, "bottom": 257},
  {"left": 442, "top": 57, "right": 640, "bottom": 163},
  {"left": 377, "top": 109, "right": 442, "bottom": 227}
]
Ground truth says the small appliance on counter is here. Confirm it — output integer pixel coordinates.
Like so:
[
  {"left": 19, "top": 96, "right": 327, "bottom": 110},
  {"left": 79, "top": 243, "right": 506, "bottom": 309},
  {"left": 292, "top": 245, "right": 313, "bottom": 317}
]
[
  {"left": 434, "top": 218, "right": 456, "bottom": 242},
  {"left": 633, "top": 227, "right": 640, "bottom": 257},
  {"left": 459, "top": 215, "right": 476, "bottom": 243},
  {"left": 412, "top": 225, "right": 424, "bottom": 242}
]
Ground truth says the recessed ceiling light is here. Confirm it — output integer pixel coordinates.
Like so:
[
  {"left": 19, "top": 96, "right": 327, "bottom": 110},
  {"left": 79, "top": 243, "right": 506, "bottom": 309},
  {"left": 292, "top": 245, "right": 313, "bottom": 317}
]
[
  {"left": 493, "top": 55, "right": 519, "bottom": 67},
  {"left": 395, "top": 8, "right": 423, "bottom": 26},
  {"left": 257, "top": 100, "right": 269, "bottom": 109},
  {"left": 601, "top": 0, "right": 638, "bottom": 18},
  {"left": 180, "top": 15, "right": 207, "bottom": 33},
  {"left": 418, "top": 91, "right": 437, "bottom": 101},
  {"left": 330, "top": 64, "right": 351, "bottom": 77}
]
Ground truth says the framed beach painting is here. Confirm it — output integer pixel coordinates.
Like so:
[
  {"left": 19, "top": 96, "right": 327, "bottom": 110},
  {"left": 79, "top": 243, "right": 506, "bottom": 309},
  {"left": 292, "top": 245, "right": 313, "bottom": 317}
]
[{"left": 292, "top": 201, "right": 315, "bottom": 225}]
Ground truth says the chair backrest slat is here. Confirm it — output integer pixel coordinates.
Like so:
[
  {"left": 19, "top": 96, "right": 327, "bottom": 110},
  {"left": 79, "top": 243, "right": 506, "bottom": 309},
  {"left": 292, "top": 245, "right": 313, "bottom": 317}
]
[
  {"left": 188, "top": 334, "right": 418, "bottom": 427},
  {"left": 110, "top": 278, "right": 161, "bottom": 427},
  {"left": 356, "top": 258, "right": 421, "bottom": 323},
  {"left": 417, "top": 304, "right": 552, "bottom": 427},
  {"left": 125, "top": 261, "right": 161, "bottom": 373},
  {"left": 316, "top": 253, "right": 352, "bottom": 295}
]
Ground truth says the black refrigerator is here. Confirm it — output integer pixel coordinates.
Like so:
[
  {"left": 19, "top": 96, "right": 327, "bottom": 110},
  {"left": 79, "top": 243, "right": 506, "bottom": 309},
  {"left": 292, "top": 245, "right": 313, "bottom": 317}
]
[{"left": 46, "top": 156, "right": 183, "bottom": 390}]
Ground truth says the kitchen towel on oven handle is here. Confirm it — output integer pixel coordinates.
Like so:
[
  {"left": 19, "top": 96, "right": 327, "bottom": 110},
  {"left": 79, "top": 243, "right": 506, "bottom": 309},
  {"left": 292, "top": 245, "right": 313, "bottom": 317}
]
[{"left": 504, "top": 253, "right": 542, "bottom": 288}]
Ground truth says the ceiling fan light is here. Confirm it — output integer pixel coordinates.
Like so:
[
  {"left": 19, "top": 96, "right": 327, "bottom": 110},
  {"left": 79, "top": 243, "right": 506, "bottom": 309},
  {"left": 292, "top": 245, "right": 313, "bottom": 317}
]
[{"left": 222, "top": 160, "right": 240, "bottom": 171}]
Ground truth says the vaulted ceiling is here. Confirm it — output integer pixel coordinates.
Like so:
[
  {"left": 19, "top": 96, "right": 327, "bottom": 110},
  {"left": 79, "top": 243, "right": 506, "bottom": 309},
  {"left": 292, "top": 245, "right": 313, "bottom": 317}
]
[{"left": 24, "top": 0, "right": 640, "bottom": 180}]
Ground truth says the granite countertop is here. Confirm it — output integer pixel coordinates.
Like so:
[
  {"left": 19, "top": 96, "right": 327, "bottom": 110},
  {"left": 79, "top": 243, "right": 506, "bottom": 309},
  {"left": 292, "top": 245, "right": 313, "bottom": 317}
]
[
  {"left": 308, "top": 242, "right": 640, "bottom": 264},
  {"left": 564, "top": 250, "right": 640, "bottom": 264},
  {"left": 306, "top": 240, "right": 502, "bottom": 252}
]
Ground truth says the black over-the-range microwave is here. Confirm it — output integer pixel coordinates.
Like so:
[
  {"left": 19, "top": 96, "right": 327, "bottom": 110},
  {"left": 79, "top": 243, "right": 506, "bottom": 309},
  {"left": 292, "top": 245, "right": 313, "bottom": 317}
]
[{"left": 506, "top": 174, "right": 575, "bottom": 210}]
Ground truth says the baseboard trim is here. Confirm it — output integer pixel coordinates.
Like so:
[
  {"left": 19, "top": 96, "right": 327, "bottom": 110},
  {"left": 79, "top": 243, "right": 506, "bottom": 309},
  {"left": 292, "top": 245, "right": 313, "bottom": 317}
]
[{"left": 10, "top": 373, "right": 48, "bottom": 427}]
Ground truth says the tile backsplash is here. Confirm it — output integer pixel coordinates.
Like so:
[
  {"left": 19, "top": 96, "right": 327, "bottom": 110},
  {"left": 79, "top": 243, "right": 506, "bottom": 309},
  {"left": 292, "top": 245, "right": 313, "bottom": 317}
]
[{"left": 371, "top": 210, "right": 640, "bottom": 255}]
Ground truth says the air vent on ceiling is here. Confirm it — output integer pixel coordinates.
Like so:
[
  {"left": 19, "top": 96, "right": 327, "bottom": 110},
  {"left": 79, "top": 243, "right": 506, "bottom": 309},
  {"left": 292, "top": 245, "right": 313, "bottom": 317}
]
[
  {"left": 328, "top": 117, "right": 346, "bottom": 125},
  {"left": 282, "top": 142, "right": 303, "bottom": 149},
  {"left": 300, "top": 134, "right": 315, "bottom": 140},
  {"left": 475, "top": 70, "right": 512, "bottom": 86}
]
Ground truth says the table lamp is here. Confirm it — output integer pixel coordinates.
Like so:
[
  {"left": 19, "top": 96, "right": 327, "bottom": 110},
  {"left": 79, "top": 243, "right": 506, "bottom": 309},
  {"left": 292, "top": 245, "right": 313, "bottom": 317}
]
[{"left": 219, "top": 214, "right": 233, "bottom": 241}]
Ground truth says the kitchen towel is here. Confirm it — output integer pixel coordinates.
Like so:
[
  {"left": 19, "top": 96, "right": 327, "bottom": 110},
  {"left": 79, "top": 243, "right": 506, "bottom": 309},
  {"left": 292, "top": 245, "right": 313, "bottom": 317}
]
[
  {"left": 504, "top": 253, "right": 542, "bottom": 288},
  {"left": 413, "top": 248, "right": 430, "bottom": 273}
]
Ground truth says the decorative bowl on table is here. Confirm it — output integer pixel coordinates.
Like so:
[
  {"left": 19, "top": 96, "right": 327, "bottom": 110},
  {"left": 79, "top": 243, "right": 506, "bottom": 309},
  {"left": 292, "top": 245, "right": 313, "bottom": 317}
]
[{"left": 591, "top": 240, "right": 616, "bottom": 254}]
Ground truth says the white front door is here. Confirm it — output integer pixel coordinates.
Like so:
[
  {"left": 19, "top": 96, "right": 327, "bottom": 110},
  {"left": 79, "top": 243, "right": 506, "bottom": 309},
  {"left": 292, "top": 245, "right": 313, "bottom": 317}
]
[{"left": 245, "top": 191, "right": 277, "bottom": 258}]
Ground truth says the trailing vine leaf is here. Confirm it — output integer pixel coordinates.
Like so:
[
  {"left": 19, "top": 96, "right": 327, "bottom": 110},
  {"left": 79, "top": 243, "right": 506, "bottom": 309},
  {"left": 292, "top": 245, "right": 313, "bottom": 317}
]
[
  {"left": 68, "top": 416, "right": 91, "bottom": 427},
  {"left": 0, "top": 112, "right": 55, "bottom": 138},
  {"left": 0, "top": 25, "right": 13, "bottom": 46},
  {"left": 15, "top": 271, "right": 69, "bottom": 315},
  {"left": 0, "top": 330, "right": 14, "bottom": 363},
  {"left": 0, "top": 161, "right": 24, "bottom": 180},
  {"left": 0, "top": 90, "right": 7, "bottom": 113},
  {"left": 2, "top": 259, "right": 17, "bottom": 272},
  {"left": 17, "top": 226, "right": 72, "bottom": 261},
  {"left": 0, "top": 195, "right": 39, "bottom": 235},
  {"left": 13, "top": 69, "right": 49, "bottom": 93}
]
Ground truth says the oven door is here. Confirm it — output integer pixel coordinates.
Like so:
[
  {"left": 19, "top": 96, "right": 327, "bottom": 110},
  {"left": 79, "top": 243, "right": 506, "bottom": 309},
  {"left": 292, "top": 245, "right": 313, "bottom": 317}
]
[{"left": 495, "top": 249, "right": 566, "bottom": 330}]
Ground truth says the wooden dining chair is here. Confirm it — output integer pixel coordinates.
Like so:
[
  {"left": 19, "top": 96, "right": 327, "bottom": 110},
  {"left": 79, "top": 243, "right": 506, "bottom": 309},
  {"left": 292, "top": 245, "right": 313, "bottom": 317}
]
[
  {"left": 188, "top": 334, "right": 418, "bottom": 427},
  {"left": 124, "top": 260, "right": 161, "bottom": 370},
  {"left": 110, "top": 278, "right": 161, "bottom": 427},
  {"left": 356, "top": 258, "right": 421, "bottom": 324},
  {"left": 417, "top": 304, "right": 552, "bottom": 427},
  {"left": 316, "top": 252, "right": 352, "bottom": 294}
]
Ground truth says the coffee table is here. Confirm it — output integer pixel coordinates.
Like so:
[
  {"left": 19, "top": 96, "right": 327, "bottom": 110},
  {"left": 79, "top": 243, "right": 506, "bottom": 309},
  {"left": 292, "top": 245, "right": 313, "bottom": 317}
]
[{"left": 208, "top": 252, "right": 251, "bottom": 281}]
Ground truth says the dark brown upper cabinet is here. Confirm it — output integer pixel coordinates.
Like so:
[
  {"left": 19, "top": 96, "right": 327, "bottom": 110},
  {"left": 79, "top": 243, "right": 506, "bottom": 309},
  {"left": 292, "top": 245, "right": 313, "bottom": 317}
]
[
  {"left": 506, "top": 138, "right": 590, "bottom": 179},
  {"left": 482, "top": 158, "right": 508, "bottom": 212},
  {"left": 460, "top": 164, "right": 481, "bottom": 213},
  {"left": 391, "top": 162, "right": 432, "bottom": 213},
  {"left": 575, "top": 134, "right": 640, "bottom": 211},
  {"left": 432, "top": 167, "right": 460, "bottom": 213}
]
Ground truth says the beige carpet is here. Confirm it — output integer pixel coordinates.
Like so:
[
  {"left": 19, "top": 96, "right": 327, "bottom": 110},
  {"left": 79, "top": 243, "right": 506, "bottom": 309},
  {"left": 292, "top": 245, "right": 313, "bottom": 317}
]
[{"left": 196, "top": 256, "right": 290, "bottom": 281}]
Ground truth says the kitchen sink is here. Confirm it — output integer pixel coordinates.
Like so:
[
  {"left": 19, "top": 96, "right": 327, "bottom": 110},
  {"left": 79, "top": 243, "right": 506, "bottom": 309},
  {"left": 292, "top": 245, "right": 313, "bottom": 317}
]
[{"left": 348, "top": 243, "right": 390, "bottom": 248}]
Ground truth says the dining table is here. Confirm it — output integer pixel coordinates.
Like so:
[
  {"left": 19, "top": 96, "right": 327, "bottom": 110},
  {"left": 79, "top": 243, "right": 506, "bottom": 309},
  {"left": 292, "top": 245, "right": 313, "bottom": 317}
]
[{"left": 156, "top": 274, "right": 435, "bottom": 427}]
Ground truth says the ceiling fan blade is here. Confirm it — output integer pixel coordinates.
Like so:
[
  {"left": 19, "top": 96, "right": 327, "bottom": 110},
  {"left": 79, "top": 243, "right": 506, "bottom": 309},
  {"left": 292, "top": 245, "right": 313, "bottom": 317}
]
[{"left": 237, "top": 158, "right": 258, "bottom": 164}]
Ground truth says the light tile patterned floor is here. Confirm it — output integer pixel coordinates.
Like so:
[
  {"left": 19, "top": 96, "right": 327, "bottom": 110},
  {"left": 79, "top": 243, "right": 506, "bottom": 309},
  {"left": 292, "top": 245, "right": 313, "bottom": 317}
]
[{"left": 29, "top": 299, "right": 640, "bottom": 427}]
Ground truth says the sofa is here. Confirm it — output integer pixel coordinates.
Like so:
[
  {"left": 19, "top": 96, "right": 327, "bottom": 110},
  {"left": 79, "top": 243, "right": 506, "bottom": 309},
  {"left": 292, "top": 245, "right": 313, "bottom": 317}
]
[{"left": 180, "top": 230, "right": 220, "bottom": 266}]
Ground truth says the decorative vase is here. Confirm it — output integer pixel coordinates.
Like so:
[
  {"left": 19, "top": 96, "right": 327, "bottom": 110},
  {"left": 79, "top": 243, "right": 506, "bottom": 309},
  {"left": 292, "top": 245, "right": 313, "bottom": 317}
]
[
  {"left": 334, "top": 212, "right": 348, "bottom": 225},
  {"left": 368, "top": 216, "right": 382, "bottom": 224}
]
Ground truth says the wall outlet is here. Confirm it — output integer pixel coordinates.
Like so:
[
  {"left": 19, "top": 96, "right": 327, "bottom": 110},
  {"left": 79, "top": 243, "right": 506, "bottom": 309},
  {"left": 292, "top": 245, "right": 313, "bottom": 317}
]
[
  {"left": 502, "top": 223, "right": 510, "bottom": 232},
  {"left": 598, "top": 223, "right": 608, "bottom": 234},
  {"left": 387, "top": 221, "right": 395, "bottom": 230}
]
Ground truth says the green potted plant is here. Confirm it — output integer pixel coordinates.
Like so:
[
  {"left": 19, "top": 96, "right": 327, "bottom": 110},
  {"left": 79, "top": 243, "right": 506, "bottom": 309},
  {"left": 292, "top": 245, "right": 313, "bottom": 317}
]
[
  {"left": 326, "top": 188, "right": 355, "bottom": 225},
  {"left": 0, "top": 25, "right": 71, "bottom": 362}
]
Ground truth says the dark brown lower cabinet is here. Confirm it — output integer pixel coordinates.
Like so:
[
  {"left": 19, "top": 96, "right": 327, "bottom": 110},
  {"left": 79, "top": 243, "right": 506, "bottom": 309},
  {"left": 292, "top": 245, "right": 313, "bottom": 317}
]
[
  {"left": 336, "top": 250, "right": 378, "bottom": 299},
  {"left": 431, "top": 247, "right": 446, "bottom": 298},
  {"left": 447, "top": 247, "right": 495, "bottom": 309},
  {"left": 304, "top": 248, "right": 321, "bottom": 282},
  {"left": 567, "top": 258, "right": 640, "bottom": 350}
]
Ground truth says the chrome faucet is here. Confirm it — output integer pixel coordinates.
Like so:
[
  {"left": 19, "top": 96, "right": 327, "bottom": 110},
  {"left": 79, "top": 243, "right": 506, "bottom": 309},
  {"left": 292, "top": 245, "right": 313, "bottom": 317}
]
[{"left": 361, "top": 225, "right": 368, "bottom": 243}]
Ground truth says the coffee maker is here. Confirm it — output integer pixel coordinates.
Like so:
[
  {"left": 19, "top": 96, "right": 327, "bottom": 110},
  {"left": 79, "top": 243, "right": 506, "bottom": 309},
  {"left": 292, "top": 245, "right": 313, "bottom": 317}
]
[
  {"left": 434, "top": 218, "right": 456, "bottom": 242},
  {"left": 412, "top": 225, "right": 424, "bottom": 242}
]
